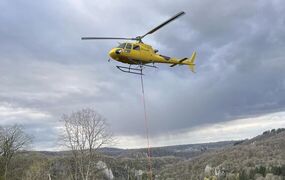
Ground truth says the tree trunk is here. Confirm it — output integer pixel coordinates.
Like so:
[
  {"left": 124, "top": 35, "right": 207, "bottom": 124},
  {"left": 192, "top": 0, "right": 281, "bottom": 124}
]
[
  {"left": 4, "top": 162, "right": 8, "bottom": 180},
  {"left": 48, "top": 173, "right": 52, "bottom": 180}
]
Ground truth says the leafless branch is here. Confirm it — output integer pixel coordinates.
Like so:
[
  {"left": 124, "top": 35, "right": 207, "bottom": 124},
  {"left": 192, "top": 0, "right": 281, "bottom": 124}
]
[{"left": 60, "top": 108, "right": 113, "bottom": 180}]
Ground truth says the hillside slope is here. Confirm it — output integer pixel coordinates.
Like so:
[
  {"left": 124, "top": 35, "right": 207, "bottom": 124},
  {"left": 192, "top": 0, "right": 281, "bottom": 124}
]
[{"left": 159, "top": 129, "right": 285, "bottom": 180}]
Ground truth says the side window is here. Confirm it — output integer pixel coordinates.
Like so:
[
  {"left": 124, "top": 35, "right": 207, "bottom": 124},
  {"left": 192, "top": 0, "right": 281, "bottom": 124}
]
[
  {"left": 124, "top": 43, "right": 132, "bottom": 53},
  {"left": 133, "top": 45, "right": 140, "bottom": 50}
]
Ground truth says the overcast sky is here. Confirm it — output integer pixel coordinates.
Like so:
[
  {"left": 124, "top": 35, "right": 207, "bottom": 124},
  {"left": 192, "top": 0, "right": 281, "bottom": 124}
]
[{"left": 0, "top": 0, "right": 285, "bottom": 150}]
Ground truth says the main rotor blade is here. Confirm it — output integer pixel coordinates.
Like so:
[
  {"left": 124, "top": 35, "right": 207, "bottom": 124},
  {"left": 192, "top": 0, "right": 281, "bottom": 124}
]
[
  {"left": 141, "top": 11, "right": 185, "bottom": 39},
  {"left": 81, "top": 37, "right": 136, "bottom": 40}
]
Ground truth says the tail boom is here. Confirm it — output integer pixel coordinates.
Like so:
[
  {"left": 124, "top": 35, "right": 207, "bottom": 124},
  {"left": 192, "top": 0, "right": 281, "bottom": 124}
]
[{"left": 169, "top": 51, "right": 197, "bottom": 73}]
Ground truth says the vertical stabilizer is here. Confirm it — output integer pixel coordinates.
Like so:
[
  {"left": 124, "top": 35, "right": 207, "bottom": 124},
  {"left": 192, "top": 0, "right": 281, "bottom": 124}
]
[{"left": 188, "top": 52, "right": 196, "bottom": 73}]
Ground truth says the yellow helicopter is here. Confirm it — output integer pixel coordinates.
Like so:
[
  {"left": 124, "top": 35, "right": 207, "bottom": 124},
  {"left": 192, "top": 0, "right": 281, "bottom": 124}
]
[{"left": 82, "top": 11, "right": 196, "bottom": 75}]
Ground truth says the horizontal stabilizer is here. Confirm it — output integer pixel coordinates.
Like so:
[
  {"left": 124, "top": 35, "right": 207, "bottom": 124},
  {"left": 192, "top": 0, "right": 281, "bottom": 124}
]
[
  {"left": 170, "top": 58, "right": 188, "bottom": 67},
  {"left": 179, "top": 57, "right": 188, "bottom": 63}
]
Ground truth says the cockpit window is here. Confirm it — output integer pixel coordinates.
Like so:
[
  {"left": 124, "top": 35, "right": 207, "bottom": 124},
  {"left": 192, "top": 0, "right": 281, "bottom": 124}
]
[
  {"left": 117, "top": 43, "right": 126, "bottom": 49},
  {"left": 126, "top": 43, "right": 132, "bottom": 50},
  {"left": 133, "top": 45, "right": 140, "bottom": 50}
]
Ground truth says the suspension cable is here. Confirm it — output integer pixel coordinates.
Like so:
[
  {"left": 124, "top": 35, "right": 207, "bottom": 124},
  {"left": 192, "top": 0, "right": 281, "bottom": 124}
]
[{"left": 140, "top": 72, "right": 153, "bottom": 180}]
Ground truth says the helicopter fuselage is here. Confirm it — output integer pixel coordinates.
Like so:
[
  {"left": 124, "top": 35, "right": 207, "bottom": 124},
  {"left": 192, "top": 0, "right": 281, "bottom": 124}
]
[{"left": 108, "top": 42, "right": 189, "bottom": 66}]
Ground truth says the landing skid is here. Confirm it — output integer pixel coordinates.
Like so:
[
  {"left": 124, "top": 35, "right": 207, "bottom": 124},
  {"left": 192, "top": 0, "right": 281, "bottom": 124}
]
[
  {"left": 116, "top": 65, "right": 143, "bottom": 75},
  {"left": 116, "top": 63, "right": 158, "bottom": 75}
]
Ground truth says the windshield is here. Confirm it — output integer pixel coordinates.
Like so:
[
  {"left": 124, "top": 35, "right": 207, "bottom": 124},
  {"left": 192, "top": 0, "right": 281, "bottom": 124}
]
[
  {"left": 117, "top": 43, "right": 126, "bottom": 49},
  {"left": 126, "top": 43, "right": 132, "bottom": 50}
]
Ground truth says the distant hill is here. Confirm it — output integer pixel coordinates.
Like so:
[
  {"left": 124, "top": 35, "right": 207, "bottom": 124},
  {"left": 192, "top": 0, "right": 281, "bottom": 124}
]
[
  {"left": 98, "top": 140, "right": 236, "bottom": 159},
  {"left": 159, "top": 128, "right": 285, "bottom": 180},
  {"left": 33, "top": 140, "right": 236, "bottom": 159}
]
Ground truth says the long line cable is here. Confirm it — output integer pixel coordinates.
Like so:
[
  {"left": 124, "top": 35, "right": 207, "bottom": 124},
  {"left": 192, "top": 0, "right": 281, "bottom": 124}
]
[{"left": 140, "top": 72, "right": 153, "bottom": 180}]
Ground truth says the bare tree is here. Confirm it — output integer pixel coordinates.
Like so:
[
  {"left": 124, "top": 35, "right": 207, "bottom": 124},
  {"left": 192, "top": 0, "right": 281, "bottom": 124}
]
[
  {"left": 61, "top": 108, "right": 113, "bottom": 180},
  {"left": 0, "top": 124, "right": 32, "bottom": 180}
]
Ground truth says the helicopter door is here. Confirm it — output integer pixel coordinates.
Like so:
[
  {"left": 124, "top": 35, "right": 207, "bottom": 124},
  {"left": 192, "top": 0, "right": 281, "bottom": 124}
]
[{"left": 125, "top": 43, "right": 132, "bottom": 53}]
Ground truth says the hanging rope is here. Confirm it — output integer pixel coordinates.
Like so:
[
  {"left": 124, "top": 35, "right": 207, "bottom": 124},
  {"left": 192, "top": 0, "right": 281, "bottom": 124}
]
[{"left": 140, "top": 72, "right": 153, "bottom": 180}]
